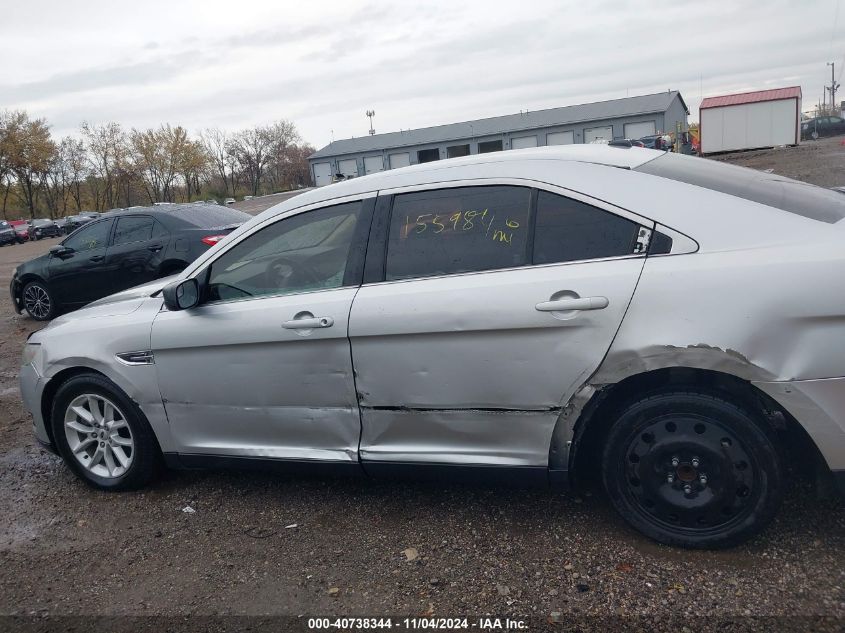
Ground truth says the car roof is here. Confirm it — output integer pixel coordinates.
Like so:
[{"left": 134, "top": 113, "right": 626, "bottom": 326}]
[{"left": 284, "top": 145, "right": 664, "bottom": 215}]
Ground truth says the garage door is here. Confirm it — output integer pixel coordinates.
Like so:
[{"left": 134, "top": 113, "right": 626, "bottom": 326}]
[
  {"left": 338, "top": 159, "right": 359, "bottom": 178},
  {"left": 364, "top": 155, "right": 384, "bottom": 175},
  {"left": 584, "top": 126, "right": 613, "bottom": 143},
  {"left": 623, "top": 121, "right": 656, "bottom": 140},
  {"left": 547, "top": 131, "right": 574, "bottom": 146},
  {"left": 313, "top": 162, "right": 332, "bottom": 187},
  {"left": 389, "top": 153, "right": 410, "bottom": 169},
  {"left": 511, "top": 135, "right": 538, "bottom": 149}
]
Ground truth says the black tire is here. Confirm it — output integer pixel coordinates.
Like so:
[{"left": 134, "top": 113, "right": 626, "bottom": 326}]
[
  {"left": 50, "top": 373, "right": 161, "bottom": 491},
  {"left": 602, "top": 390, "right": 783, "bottom": 549},
  {"left": 21, "top": 280, "right": 56, "bottom": 321}
]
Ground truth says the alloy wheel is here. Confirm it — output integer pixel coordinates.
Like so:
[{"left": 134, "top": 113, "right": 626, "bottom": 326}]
[
  {"left": 63, "top": 394, "right": 134, "bottom": 479},
  {"left": 23, "top": 284, "right": 51, "bottom": 320},
  {"left": 623, "top": 414, "right": 757, "bottom": 532}
]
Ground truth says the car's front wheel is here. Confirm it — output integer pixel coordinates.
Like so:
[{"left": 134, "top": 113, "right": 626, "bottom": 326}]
[
  {"left": 50, "top": 373, "right": 161, "bottom": 490},
  {"left": 602, "top": 390, "right": 783, "bottom": 549},
  {"left": 22, "top": 280, "right": 56, "bottom": 321}
]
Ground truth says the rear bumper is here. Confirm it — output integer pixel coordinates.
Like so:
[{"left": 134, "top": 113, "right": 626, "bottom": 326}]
[{"left": 754, "top": 376, "right": 845, "bottom": 473}]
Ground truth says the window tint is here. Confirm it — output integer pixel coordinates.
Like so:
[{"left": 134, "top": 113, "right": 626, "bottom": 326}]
[
  {"left": 113, "top": 216, "right": 154, "bottom": 245},
  {"left": 64, "top": 219, "right": 112, "bottom": 251},
  {"left": 636, "top": 153, "right": 845, "bottom": 223},
  {"left": 152, "top": 219, "right": 169, "bottom": 238},
  {"left": 207, "top": 201, "right": 362, "bottom": 302},
  {"left": 385, "top": 186, "right": 531, "bottom": 280},
  {"left": 534, "top": 192, "right": 639, "bottom": 264}
]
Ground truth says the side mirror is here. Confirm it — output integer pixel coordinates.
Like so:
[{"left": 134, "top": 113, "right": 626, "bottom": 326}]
[
  {"left": 162, "top": 278, "right": 200, "bottom": 311},
  {"left": 49, "top": 245, "right": 74, "bottom": 258}
]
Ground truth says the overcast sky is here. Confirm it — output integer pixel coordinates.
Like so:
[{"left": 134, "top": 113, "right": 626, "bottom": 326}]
[{"left": 1, "top": 0, "right": 842, "bottom": 149}]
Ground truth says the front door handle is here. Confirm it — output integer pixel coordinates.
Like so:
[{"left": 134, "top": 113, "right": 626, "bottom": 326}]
[
  {"left": 282, "top": 316, "right": 334, "bottom": 329},
  {"left": 89, "top": 255, "right": 105, "bottom": 263},
  {"left": 535, "top": 296, "right": 609, "bottom": 312}
]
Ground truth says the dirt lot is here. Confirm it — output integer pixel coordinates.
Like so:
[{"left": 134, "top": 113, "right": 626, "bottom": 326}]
[
  {"left": 0, "top": 160, "right": 844, "bottom": 630},
  {"left": 711, "top": 134, "right": 845, "bottom": 186}
]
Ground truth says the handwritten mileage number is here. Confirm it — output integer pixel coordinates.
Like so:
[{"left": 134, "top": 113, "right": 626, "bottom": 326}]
[{"left": 402, "top": 209, "right": 521, "bottom": 245}]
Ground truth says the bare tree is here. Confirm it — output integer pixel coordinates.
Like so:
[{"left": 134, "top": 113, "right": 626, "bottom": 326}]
[
  {"left": 81, "top": 121, "right": 128, "bottom": 210},
  {"left": 265, "top": 120, "right": 302, "bottom": 193},
  {"left": 228, "top": 126, "right": 272, "bottom": 196},
  {"left": 201, "top": 128, "right": 237, "bottom": 197}
]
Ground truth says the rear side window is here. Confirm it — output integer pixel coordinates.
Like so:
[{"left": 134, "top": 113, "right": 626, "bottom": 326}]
[
  {"left": 636, "top": 153, "right": 845, "bottom": 224},
  {"left": 533, "top": 191, "right": 640, "bottom": 264},
  {"left": 113, "top": 216, "right": 154, "bottom": 245},
  {"left": 385, "top": 186, "right": 531, "bottom": 280}
]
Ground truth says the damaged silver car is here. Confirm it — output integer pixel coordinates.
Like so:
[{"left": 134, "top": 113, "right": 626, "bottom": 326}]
[{"left": 20, "top": 145, "right": 845, "bottom": 548}]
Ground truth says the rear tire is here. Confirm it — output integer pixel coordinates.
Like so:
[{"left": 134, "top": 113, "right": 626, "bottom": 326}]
[
  {"left": 602, "top": 390, "right": 783, "bottom": 549},
  {"left": 50, "top": 373, "right": 161, "bottom": 490}
]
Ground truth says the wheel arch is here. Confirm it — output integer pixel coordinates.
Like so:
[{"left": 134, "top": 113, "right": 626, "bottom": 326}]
[
  {"left": 157, "top": 259, "right": 188, "bottom": 277},
  {"left": 562, "top": 366, "right": 827, "bottom": 489},
  {"left": 40, "top": 366, "right": 112, "bottom": 447}
]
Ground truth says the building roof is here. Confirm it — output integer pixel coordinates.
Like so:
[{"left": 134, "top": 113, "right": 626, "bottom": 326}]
[
  {"left": 310, "top": 91, "right": 688, "bottom": 159},
  {"left": 700, "top": 86, "right": 802, "bottom": 110}
]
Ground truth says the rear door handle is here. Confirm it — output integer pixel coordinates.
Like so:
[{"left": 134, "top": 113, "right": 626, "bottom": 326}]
[
  {"left": 89, "top": 255, "right": 105, "bottom": 263},
  {"left": 148, "top": 243, "right": 163, "bottom": 252},
  {"left": 535, "top": 296, "right": 609, "bottom": 312},
  {"left": 282, "top": 316, "right": 334, "bottom": 329}
]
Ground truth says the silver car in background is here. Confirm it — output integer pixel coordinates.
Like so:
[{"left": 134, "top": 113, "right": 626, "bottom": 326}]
[{"left": 19, "top": 145, "right": 845, "bottom": 548}]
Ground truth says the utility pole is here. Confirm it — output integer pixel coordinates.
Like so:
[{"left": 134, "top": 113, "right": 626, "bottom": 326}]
[
  {"left": 366, "top": 110, "right": 376, "bottom": 136},
  {"left": 827, "top": 62, "right": 840, "bottom": 115}
]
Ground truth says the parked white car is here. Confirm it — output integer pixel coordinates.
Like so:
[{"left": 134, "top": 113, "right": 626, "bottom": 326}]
[{"left": 19, "top": 145, "right": 845, "bottom": 548}]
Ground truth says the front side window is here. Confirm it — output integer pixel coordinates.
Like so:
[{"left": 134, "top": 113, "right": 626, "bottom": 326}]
[
  {"left": 206, "top": 201, "right": 362, "bottom": 302},
  {"left": 385, "top": 186, "right": 531, "bottom": 281},
  {"left": 113, "top": 216, "right": 155, "bottom": 246},
  {"left": 64, "top": 219, "right": 112, "bottom": 251},
  {"left": 533, "top": 191, "right": 640, "bottom": 264}
]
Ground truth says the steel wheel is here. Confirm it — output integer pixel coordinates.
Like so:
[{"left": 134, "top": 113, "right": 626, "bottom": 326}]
[
  {"left": 622, "top": 413, "right": 757, "bottom": 533},
  {"left": 63, "top": 394, "right": 134, "bottom": 479},
  {"left": 23, "top": 282, "right": 52, "bottom": 320}
]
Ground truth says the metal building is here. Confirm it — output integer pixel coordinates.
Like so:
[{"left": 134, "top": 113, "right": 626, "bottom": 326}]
[
  {"left": 699, "top": 87, "right": 801, "bottom": 154},
  {"left": 309, "top": 91, "right": 689, "bottom": 186}
]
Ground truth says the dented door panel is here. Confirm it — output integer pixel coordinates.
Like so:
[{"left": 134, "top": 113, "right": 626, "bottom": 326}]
[
  {"left": 151, "top": 288, "right": 361, "bottom": 461},
  {"left": 350, "top": 258, "right": 646, "bottom": 466}
]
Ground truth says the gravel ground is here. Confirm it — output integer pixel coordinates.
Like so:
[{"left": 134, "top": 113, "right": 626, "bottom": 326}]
[{"left": 0, "top": 161, "right": 843, "bottom": 630}]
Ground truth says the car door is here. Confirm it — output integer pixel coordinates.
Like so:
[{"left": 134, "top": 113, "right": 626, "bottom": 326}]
[
  {"left": 103, "top": 215, "right": 169, "bottom": 294},
  {"left": 48, "top": 218, "right": 114, "bottom": 306},
  {"left": 150, "top": 195, "right": 374, "bottom": 464},
  {"left": 348, "top": 182, "right": 651, "bottom": 472}
]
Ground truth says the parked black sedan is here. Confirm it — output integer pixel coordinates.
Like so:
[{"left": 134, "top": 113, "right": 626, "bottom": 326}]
[
  {"left": 28, "top": 218, "right": 63, "bottom": 240},
  {"left": 11, "top": 203, "right": 251, "bottom": 321},
  {"left": 801, "top": 115, "right": 845, "bottom": 140}
]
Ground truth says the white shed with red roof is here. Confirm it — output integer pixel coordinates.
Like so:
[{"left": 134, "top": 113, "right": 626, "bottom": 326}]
[{"left": 699, "top": 87, "right": 801, "bottom": 154}]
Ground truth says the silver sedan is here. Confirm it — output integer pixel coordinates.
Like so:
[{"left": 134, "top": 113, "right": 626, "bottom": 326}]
[{"left": 19, "top": 145, "right": 845, "bottom": 548}]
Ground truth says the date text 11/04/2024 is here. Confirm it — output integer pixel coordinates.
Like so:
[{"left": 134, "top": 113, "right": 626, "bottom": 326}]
[
  {"left": 307, "top": 617, "right": 528, "bottom": 630},
  {"left": 402, "top": 209, "right": 522, "bottom": 245}
]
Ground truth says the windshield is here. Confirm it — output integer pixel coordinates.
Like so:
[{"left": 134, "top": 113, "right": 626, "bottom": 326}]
[{"left": 636, "top": 153, "right": 845, "bottom": 224}]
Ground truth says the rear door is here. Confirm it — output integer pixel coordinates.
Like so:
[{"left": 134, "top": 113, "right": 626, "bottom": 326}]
[
  {"left": 348, "top": 182, "right": 650, "bottom": 471},
  {"left": 48, "top": 218, "right": 114, "bottom": 306},
  {"left": 103, "top": 215, "right": 169, "bottom": 294}
]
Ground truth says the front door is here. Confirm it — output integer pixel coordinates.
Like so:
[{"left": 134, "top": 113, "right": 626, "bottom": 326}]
[
  {"left": 151, "top": 197, "right": 373, "bottom": 463},
  {"left": 349, "top": 184, "right": 650, "bottom": 469},
  {"left": 48, "top": 218, "right": 114, "bottom": 306}
]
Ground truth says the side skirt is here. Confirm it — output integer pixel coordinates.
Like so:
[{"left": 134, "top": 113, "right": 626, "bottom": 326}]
[{"left": 163, "top": 454, "right": 570, "bottom": 489}]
